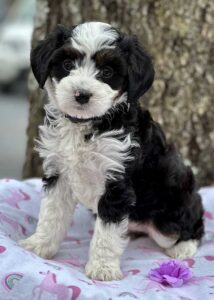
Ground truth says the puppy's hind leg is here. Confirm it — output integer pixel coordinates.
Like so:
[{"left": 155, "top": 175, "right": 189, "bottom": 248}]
[
  {"left": 147, "top": 226, "right": 199, "bottom": 259},
  {"left": 165, "top": 193, "right": 204, "bottom": 259},
  {"left": 165, "top": 240, "right": 199, "bottom": 259},
  {"left": 19, "top": 175, "right": 76, "bottom": 258},
  {"left": 147, "top": 225, "right": 178, "bottom": 250}
]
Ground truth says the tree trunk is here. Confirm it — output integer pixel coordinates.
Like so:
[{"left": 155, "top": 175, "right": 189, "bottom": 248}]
[
  {"left": 23, "top": 0, "right": 83, "bottom": 178},
  {"left": 23, "top": 0, "right": 214, "bottom": 186}
]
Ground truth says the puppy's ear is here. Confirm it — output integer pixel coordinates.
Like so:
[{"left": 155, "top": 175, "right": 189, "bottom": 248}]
[
  {"left": 118, "top": 34, "right": 155, "bottom": 101},
  {"left": 31, "top": 24, "right": 72, "bottom": 88}
]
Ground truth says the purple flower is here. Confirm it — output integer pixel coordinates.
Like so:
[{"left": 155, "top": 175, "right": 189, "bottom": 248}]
[{"left": 148, "top": 260, "right": 193, "bottom": 287}]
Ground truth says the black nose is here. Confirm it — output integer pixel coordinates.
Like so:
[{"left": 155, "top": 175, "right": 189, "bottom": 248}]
[{"left": 74, "top": 91, "right": 92, "bottom": 105}]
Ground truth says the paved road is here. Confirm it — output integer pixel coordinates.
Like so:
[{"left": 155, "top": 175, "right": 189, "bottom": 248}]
[{"left": 0, "top": 91, "right": 28, "bottom": 179}]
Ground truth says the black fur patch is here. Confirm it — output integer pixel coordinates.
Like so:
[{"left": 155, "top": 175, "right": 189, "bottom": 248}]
[
  {"left": 95, "top": 103, "right": 204, "bottom": 242},
  {"left": 43, "top": 175, "right": 59, "bottom": 191},
  {"left": 50, "top": 47, "right": 85, "bottom": 82},
  {"left": 117, "top": 33, "right": 155, "bottom": 101},
  {"left": 93, "top": 48, "right": 127, "bottom": 91},
  {"left": 98, "top": 179, "right": 136, "bottom": 223},
  {"left": 31, "top": 24, "right": 75, "bottom": 88}
]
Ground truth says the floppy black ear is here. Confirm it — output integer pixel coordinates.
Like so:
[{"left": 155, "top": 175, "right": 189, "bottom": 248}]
[
  {"left": 118, "top": 34, "right": 155, "bottom": 101},
  {"left": 31, "top": 24, "right": 72, "bottom": 88}
]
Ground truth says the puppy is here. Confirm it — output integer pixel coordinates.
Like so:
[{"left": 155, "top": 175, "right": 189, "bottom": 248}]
[{"left": 19, "top": 22, "right": 204, "bottom": 281}]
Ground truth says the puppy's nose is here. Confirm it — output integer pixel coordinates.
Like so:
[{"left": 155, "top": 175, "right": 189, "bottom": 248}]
[{"left": 74, "top": 90, "right": 92, "bottom": 105}]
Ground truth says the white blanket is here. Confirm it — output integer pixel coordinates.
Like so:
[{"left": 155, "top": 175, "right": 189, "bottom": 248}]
[{"left": 0, "top": 178, "right": 214, "bottom": 300}]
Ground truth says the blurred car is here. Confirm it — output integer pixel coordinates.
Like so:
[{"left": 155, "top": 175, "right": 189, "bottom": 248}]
[{"left": 0, "top": 0, "right": 35, "bottom": 90}]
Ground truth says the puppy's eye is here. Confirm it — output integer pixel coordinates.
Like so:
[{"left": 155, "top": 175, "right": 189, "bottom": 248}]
[
  {"left": 63, "top": 59, "right": 74, "bottom": 71},
  {"left": 100, "top": 66, "right": 114, "bottom": 79}
]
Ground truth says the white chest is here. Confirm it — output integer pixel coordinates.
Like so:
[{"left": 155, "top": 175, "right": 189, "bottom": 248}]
[{"left": 38, "top": 119, "right": 136, "bottom": 212}]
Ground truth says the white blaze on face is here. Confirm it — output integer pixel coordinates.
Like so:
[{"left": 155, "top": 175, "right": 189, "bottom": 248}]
[
  {"left": 45, "top": 22, "right": 127, "bottom": 119},
  {"left": 71, "top": 22, "right": 119, "bottom": 55},
  {"left": 55, "top": 65, "right": 118, "bottom": 119}
]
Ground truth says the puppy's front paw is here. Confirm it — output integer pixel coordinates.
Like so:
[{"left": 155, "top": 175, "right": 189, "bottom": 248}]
[
  {"left": 85, "top": 260, "right": 123, "bottom": 281},
  {"left": 18, "top": 234, "right": 58, "bottom": 259}
]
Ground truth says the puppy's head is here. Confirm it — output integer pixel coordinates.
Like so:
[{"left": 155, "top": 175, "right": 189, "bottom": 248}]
[{"left": 31, "top": 22, "right": 154, "bottom": 121}]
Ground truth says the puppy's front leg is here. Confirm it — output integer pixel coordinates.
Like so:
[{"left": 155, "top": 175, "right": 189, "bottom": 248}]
[
  {"left": 85, "top": 217, "right": 128, "bottom": 281},
  {"left": 19, "top": 176, "right": 76, "bottom": 258},
  {"left": 85, "top": 181, "right": 135, "bottom": 281}
]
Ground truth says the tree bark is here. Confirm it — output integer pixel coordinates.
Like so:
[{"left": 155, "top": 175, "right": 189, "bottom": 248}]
[
  {"left": 23, "top": 0, "right": 214, "bottom": 186},
  {"left": 23, "top": 0, "right": 83, "bottom": 178}
]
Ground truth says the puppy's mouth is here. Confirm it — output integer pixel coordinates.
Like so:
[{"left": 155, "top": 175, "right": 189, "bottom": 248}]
[
  {"left": 65, "top": 114, "right": 99, "bottom": 123},
  {"left": 64, "top": 105, "right": 98, "bottom": 123},
  {"left": 64, "top": 102, "right": 96, "bottom": 123}
]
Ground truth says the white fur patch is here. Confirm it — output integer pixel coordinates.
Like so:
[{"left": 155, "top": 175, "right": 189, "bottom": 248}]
[
  {"left": 71, "top": 22, "right": 118, "bottom": 55},
  {"left": 54, "top": 69, "right": 126, "bottom": 119},
  {"left": 166, "top": 240, "right": 199, "bottom": 259},
  {"left": 85, "top": 217, "right": 129, "bottom": 280},
  {"left": 36, "top": 103, "right": 137, "bottom": 212},
  {"left": 128, "top": 222, "right": 177, "bottom": 249},
  {"left": 19, "top": 176, "right": 76, "bottom": 258}
]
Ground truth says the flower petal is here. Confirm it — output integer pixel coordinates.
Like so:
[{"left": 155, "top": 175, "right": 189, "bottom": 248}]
[
  {"left": 148, "top": 260, "right": 192, "bottom": 288},
  {"left": 148, "top": 269, "right": 163, "bottom": 283},
  {"left": 163, "top": 275, "right": 184, "bottom": 287},
  {"left": 163, "top": 275, "right": 178, "bottom": 283}
]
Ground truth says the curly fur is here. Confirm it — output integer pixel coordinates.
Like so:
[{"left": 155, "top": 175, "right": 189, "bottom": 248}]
[{"left": 19, "top": 22, "right": 204, "bottom": 281}]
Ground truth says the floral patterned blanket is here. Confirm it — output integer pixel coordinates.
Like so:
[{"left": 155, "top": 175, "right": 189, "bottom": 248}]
[{"left": 0, "top": 178, "right": 214, "bottom": 300}]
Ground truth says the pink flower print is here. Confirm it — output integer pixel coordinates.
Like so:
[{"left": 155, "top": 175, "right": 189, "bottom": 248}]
[
  {"left": 0, "top": 212, "right": 27, "bottom": 236},
  {"left": 124, "top": 269, "right": 140, "bottom": 277},
  {"left": 0, "top": 245, "right": 6, "bottom": 253},
  {"left": 5, "top": 189, "right": 30, "bottom": 208},
  {"left": 204, "top": 256, "right": 214, "bottom": 261},
  {"left": 184, "top": 258, "right": 195, "bottom": 268},
  {"left": 204, "top": 211, "right": 213, "bottom": 220},
  {"left": 33, "top": 271, "right": 81, "bottom": 300}
]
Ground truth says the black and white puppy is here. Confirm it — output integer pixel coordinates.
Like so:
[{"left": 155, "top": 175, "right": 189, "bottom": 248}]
[{"left": 19, "top": 22, "right": 204, "bottom": 281}]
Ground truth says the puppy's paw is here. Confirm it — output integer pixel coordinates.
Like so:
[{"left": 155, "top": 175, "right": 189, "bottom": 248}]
[
  {"left": 165, "top": 239, "right": 198, "bottom": 259},
  {"left": 18, "top": 234, "right": 58, "bottom": 259},
  {"left": 85, "top": 260, "right": 123, "bottom": 281}
]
